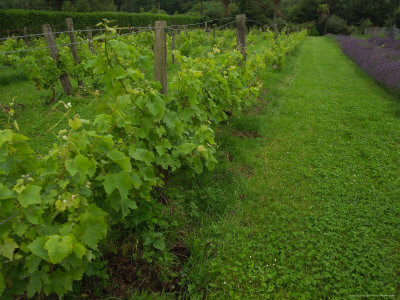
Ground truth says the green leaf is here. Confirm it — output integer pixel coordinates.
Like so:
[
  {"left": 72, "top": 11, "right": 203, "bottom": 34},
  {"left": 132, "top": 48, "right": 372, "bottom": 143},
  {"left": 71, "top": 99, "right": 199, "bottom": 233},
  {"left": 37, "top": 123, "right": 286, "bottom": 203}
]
[
  {"left": 28, "top": 237, "right": 49, "bottom": 261},
  {"left": 0, "top": 129, "right": 12, "bottom": 147},
  {"left": 0, "top": 183, "right": 14, "bottom": 200},
  {"left": 177, "top": 143, "right": 196, "bottom": 155},
  {"left": 28, "top": 270, "right": 49, "bottom": 298},
  {"left": 0, "top": 237, "right": 18, "bottom": 260},
  {"left": 68, "top": 117, "right": 82, "bottom": 130},
  {"left": 129, "top": 147, "right": 155, "bottom": 166},
  {"left": 65, "top": 155, "right": 96, "bottom": 178},
  {"left": 72, "top": 242, "right": 86, "bottom": 260},
  {"left": 147, "top": 95, "right": 165, "bottom": 118},
  {"left": 26, "top": 254, "right": 41, "bottom": 273},
  {"left": 109, "top": 193, "right": 137, "bottom": 217},
  {"left": 153, "top": 239, "right": 166, "bottom": 251},
  {"left": 44, "top": 269, "right": 73, "bottom": 297},
  {"left": 103, "top": 171, "right": 132, "bottom": 200},
  {"left": 44, "top": 235, "right": 74, "bottom": 264},
  {"left": 155, "top": 139, "right": 172, "bottom": 156},
  {"left": 75, "top": 218, "right": 107, "bottom": 250},
  {"left": 18, "top": 184, "right": 41, "bottom": 208},
  {"left": 107, "top": 149, "right": 131, "bottom": 172}
]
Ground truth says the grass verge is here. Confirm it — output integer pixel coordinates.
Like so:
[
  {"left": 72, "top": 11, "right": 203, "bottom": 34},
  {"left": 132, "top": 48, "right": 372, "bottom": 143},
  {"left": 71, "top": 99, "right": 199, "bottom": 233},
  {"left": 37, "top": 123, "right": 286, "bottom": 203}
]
[{"left": 173, "top": 36, "right": 400, "bottom": 298}]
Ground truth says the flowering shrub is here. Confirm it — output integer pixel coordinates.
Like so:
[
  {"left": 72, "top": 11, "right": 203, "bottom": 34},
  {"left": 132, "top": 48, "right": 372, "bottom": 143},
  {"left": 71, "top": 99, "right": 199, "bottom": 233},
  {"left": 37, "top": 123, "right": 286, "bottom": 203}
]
[{"left": 338, "top": 35, "right": 400, "bottom": 92}]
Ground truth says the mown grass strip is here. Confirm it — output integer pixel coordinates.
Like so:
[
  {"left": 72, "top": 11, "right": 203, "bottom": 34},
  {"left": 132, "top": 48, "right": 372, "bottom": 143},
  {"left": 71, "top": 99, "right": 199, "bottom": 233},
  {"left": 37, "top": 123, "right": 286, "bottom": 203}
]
[{"left": 179, "top": 36, "right": 400, "bottom": 298}]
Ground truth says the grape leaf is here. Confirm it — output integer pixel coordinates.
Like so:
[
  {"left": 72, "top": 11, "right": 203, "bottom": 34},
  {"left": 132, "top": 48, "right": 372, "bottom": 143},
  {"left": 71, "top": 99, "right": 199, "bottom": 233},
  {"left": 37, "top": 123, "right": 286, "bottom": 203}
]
[
  {"left": 103, "top": 171, "right": 132, "bottom": 200},
  {"left": 0, "top": 237, "right": 18, "bottom": 260},
  {"left": 128, "top": 147, "right": 155, "bottom": 166},
  {"left": 44, "top": 270, "right": 73, "bottom": 297},
  {"left": 44, "top": 235, "right": 74, "bottom": 264},
  {"left": 28, "top": 237, "right": 49, "bottom": 261},
  {"left": 68, "top": 117, "right": 82, "bottom": 130},
  {"left": 18, "top": 184, "right": 41, "bottom": 208},
  {"left": 177, "top": 143, "right": 196, "bottom": 155},
  {"left": 107, "top": 149, "right": 131, "bottom": 172},
  {"left": 27, "top": 270, "right": 49, "bottom": 298},
  {"left": 65, "top": 155, "right": 96, "bottom": 178},
  {"left": 75, "top": 218, "right": 107, "bottom": 250}
]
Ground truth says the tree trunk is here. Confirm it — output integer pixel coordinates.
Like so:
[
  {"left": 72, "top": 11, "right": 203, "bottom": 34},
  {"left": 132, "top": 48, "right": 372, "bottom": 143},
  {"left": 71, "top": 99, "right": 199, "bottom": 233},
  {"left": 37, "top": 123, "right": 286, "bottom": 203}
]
[
  {"left": 224, "top": 4, "right": 229, "bottom": 17},
  {"left": 200, "top": 0, "right": 203, "bottom": 15},
  {"left": 273, "top": 3, "right": 278, "bottom": 39},
  {"left": 324, "top": 16, "right": 329, "bottom": 35},
  {"left": 221, "top": 0, "right": 231, "bottom": 17}
]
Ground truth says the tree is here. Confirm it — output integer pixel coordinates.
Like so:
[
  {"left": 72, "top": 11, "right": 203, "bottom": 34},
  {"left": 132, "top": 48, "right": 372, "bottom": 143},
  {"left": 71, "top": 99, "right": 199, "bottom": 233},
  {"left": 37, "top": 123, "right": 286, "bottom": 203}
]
[
  {"left": 273, "top": 0, "right": 281, "bottom": 38},
  {"left": 221, "top": 0, "right": 231, "bottom": 17},
  {"left": 317, "top": 3, "right": 330, "bottom": 35},
  {"left": 236, "top": 0, "right": 274, "bottom": 24},
  {"left": 90, "top": 0, "right": 116, "bottom": 12},
  {"left": 75, "top": 0, "right": 91, "bottom": 12},
  {"left": 61, "top": 0, "right": 74, "bottom": 11}
]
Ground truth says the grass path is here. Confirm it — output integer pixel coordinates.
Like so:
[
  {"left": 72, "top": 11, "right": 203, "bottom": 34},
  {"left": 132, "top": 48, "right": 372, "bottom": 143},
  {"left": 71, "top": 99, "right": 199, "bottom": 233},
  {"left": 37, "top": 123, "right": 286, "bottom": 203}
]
[{"left": 183, "top": 37, "right": 400, "bottom": 298}]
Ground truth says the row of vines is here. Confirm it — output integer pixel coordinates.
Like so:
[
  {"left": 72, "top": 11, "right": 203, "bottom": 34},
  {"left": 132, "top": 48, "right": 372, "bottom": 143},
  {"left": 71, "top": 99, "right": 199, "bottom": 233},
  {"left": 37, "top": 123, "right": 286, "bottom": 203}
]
[{"left": 0, "top": 24, "right": 307, "bottom": 298}]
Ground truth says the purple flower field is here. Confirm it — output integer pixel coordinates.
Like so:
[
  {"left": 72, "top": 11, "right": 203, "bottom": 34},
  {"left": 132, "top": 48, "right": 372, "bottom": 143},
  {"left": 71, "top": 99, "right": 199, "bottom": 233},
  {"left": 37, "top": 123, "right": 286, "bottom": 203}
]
[{"left": 337, "top": 35, "right": 400, "bottom": 92}]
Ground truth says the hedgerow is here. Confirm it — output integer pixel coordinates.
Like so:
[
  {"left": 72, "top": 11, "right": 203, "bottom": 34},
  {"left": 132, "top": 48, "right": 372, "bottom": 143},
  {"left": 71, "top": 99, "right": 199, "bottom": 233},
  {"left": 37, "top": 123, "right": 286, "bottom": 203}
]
[
  {"left": 0, "top": 28, "right": 307, "bottom": 298},
  {"left": 0, "top": 9, "right": 203, "bottom": 34}
]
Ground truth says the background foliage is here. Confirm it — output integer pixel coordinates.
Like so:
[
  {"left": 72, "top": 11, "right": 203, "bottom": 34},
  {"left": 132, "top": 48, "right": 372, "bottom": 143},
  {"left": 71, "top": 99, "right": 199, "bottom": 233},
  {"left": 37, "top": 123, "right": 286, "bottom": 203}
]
[{"left": 0, "top": 9, "right": 202, "bottom": 32}]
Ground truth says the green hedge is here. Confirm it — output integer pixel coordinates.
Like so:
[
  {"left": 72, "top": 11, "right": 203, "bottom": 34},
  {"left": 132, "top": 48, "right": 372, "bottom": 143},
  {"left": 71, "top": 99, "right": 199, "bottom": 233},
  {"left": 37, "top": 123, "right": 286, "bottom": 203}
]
[{"left": 0, "top": 9, "right": 203, "bottom": 35}]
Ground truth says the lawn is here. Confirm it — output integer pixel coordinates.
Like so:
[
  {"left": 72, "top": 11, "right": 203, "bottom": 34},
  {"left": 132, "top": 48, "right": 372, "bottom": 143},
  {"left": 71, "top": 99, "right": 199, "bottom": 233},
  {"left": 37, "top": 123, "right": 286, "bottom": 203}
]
[{"left": 175, "top": 36, "right": 400, "bottom": 298}]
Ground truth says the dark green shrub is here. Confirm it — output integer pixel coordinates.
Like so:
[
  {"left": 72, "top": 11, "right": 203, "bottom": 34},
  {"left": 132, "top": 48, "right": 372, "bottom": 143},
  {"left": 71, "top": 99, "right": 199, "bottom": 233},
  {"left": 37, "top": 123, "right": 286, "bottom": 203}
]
[
  {"left": 0, "top": 9, "right": 203, "bottom": 35},
  {"left": 327, "top": 15, "right": 348, "bottom": 34},
  {"left": 395, "top": 9, "right": 400, "bottom": 28}
]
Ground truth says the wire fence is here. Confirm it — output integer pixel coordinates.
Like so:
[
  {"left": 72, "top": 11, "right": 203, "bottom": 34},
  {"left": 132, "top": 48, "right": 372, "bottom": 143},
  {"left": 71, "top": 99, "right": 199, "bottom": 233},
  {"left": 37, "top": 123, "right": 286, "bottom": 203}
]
[
  {"left": 0, "top": 16, "right": 279, "bottom": 44},
  {"left": 365, "top": 27, "right": 400, "bottom": 39}
]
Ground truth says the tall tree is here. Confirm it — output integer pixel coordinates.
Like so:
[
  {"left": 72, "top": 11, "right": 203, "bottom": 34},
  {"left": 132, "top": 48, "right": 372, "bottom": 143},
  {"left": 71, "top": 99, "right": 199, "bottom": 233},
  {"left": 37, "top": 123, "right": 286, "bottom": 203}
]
[
  {"left": 317, "top": 3, "right": 330, "bottom": 35},
  {"left": 221, "top": 0, "right": 231, "bottom": 17},
  {"left": 273, "top": 0, "right": 281, "bottom": 38}
]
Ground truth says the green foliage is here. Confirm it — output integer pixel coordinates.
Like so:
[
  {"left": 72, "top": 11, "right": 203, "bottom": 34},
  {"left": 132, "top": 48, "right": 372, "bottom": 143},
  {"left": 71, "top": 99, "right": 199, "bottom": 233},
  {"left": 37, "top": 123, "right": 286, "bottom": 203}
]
[
  {"left": 74, "top": 0, "right": 91, "bottom": 12},
  {"left": 327, "top": 15, "right": 348, "bottom": 34},
  {"left": 360, "top": 18, "right": 373, "bottom": 31},
  {"left": 0, "top": 24, "right": 307, "bottom": 298},
  {"left": 395, "top": 9, "right": 400, "bottom": 28},
  {"left": 0, "top": 9, "right": 203, "bottom": 34},
  {"left": 187, "top": 1, "right": 239, "bottom": 20},
  {"left": 61, "top": 1, "right": 74, "bottom": 12}
]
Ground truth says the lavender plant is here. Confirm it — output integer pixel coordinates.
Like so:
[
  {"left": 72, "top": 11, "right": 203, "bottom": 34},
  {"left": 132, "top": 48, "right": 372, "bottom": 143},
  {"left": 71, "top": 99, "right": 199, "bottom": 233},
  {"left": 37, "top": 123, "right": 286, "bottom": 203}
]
[{"left": 337, "top": 35, "right": 400, "bottom": 92}]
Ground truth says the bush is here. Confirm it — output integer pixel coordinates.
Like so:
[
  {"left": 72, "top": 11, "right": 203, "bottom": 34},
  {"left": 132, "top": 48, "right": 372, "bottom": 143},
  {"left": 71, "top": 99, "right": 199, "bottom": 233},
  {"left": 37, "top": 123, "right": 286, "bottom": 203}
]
[
  {"left": 186, "top": 1, "right": 239, "bottom": 20},
  {"left": 0, "top": 9, "right": 203, "bottom": 35},
  {"left": 360, "top": 18, "right": 373, "bottom": 33},
  {"left": 395, "top": 9, "right": 400, "bottom": 28},
  {"left": 327, "top": 15, "right": 348, "bottom": 34},
  {"left": 308, "top": 26, "right": 319, "bottom": 36}
]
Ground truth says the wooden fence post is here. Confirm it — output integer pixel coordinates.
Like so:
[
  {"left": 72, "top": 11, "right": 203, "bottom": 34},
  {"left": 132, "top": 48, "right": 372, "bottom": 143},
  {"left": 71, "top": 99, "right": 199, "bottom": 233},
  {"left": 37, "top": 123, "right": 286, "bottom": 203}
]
[
  {"left": 66, "top": 18, "right": 84, "bottom": 88},
  {"left": 171, "top": 29, "right": 175, "bottom": 64},
  {"left": 87, "top": 26, "right": 94, "bottom": 53},
  {"left": 42, "top": 24, "right": 73, "bottom": 95},
  {"left": 236, "top": 14, "right": 247, "bottom": 64},
  {"left": 154, "top": 21, "right": 167, "bottom": 95}
]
